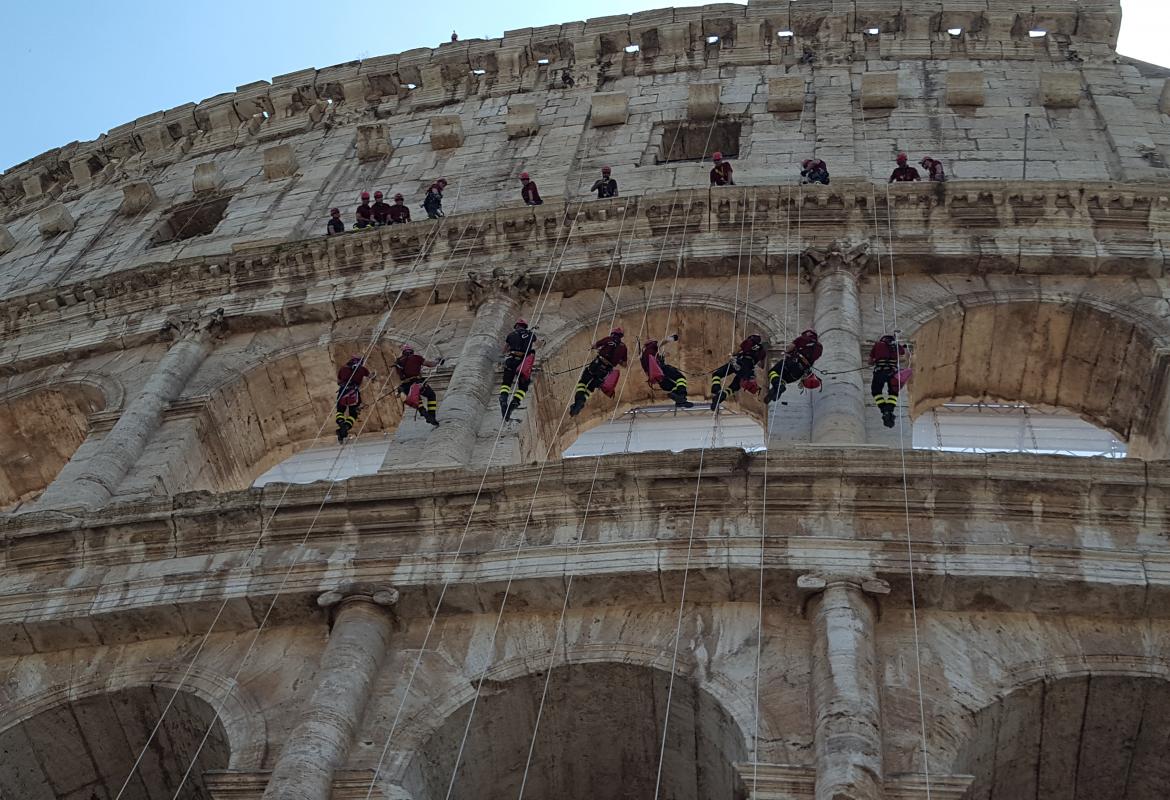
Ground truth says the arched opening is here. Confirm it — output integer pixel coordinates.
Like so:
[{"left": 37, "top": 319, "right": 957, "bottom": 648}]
[
  {"left": 405, "top": 662, "right": 748, "bottom": 800},
  {"left": 954, "top": 674, "right": 1170, "bottom": 800},
  {"left": 0, "top": 686, "right": 229, "bottom": 799},
  {"left": 523, "top": 304, "right": 780, "bottom": 461},
  {"left": 912, "top": 402, "right": 1126, "bottom": 457},
  {"left": 908, "top": 301, "right": 1167, "bottom": 458},
  {"left": 192, "top": 340, "right": 407, "bottom": 491},
  {"left": 0, "top": 384, "right": 106, "bottom": 510},
  {"left": 564, "top": 404, "right": 765, "bottom": 458}
]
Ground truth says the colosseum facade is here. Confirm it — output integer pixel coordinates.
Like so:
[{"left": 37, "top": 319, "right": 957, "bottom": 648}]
[{"left": 1, "top": 0, "right": 1169, "bottom": 798}]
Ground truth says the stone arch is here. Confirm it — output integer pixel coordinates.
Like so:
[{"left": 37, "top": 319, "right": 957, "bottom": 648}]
[
  {"left": 395, "top": 649, "right": 754, "bottom": 800},
  {"left": 186, "top": 329, "right": 422, "bottom": 491},
  {"left": 521, "top": 296, "right": 786, "bottom": 460},
  {"left": 951, "top": 663, "right": 1170, "bottom": 800},
  {"left": 0, "top": 659, "right": 266, "bottom": 798},
  {"left": 0, "top": 372, "right": 120, "bottom": 509},
  {"left": 903, "top": 295, "right": 1170, "bottom": 457}
]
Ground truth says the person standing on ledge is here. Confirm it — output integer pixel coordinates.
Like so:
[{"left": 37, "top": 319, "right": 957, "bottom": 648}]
[
  {"left": 710, "top": 151, "right": 734, "bottom": 186},
  {"left": 920, "top": 156, "right": 947, "bottom": 182},
  {"left": 423, "top": 178, "right": 448, "bottom": 219},
  {"left": 388, "top": 193, "right": 411, "bottom": 223},
  {"left": 801, "top": 157, "right": 830, "bottom": 185},
  {"left": 326, "top": 208, "right": 344, "bottom": 235},
  {"left": 889, "top": 153, "right": 921, "bottom": 182},
  {"left": 520, "top": 172, "right": 543, "bottom": 206},
  {"left": 590, "top": 166, "right": 618, "bottom": 198},
  {"left": 370, "top": 191, "right": 391, "bottom": 225},
  {"left": 355, "top": 191, "right": 375, "bottom": 228}
]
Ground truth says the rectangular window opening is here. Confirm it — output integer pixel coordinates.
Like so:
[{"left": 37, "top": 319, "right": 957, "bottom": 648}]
[
  {"left": 657, "top": 120, "right": 741, "bottom": 163},
  {"left": 149, "top": 195, "right": 232, "bottom": 247}
]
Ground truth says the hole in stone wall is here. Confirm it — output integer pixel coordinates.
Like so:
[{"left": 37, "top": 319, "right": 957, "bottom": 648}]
[
  {"left": 471, "top": 68, "right": 487, "bottom": 75},
  {"left": 624, "top": 44, "right": 640, "bottom": 53},
  {"left": 705, "top": 35, "right": 720, "bottom": 44},
  {"left": 537, "top": 58, "right": 550, "bottom": 65},
  {"left": 1028, "top": 29, "right": 1048, "bottom": 38},
  {"left": 948, "top": 27, "right": 964, "bottom": 36},
  {"left": 777, "top": 30, "right": 794, "bottom": 38},
  {"left": 865, "top": 27, "right": 880, "bottom": 35},
  {"left": 149, "top": 195, "right": 232, "bottom": 247},
  {"left": 657, "top": 120, "right": 742, "bottom": 163}
]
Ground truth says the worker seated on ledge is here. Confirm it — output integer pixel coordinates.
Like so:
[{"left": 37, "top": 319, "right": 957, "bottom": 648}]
[
  {"left": 801, "top": 158, "right": 830, "bottom": 185},
  {"left": 889, "top": 153, "right": 921, "bottom": 183},
  {"left": 710, "top": 151, "right": 734, "bottom": 186},
  {"left": 388, "top": 193, "right": 411, "bottom": 223},
  {"left": 354, "top": 191, "right": 375, "bottom": 228},
  {"left": 326, "top": 208, "right": 344, "bottom": 235},
  {"left": 520, "top": 172, "right": 543, "bottom": 206}
]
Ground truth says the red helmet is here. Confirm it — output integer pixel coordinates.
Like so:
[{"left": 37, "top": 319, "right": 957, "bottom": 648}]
[
  {"left": 802, "top": 329, "right": 818, "bottom": 339},
  {"left": 519, "top": 171, "right": 530, "bottom": 181},
  {"left": 601, "top": 165, "right": 611, "bottom": 174},
  {"left": 394, "top": 193, "right": 404, "bottom": 200},
  {"left": 896, "top": 152, "right": 908, "bottom": 163},
  {"left": 712, "top": 151, "right": 723, "bottom": 161},
  {"left": 360, "top": 191, "right": 370, "bottom": 200},
  {"left": 610, "top": 326, "right": 624, "bottom": 336},
  {"left": 402, "top": 345, "right": 414, "bottom": 355},
  {"left": 515, "top": 318, "right": 528, "bottom": 328},
  {"left": 330, "top": 207, "right": 340, "bottom": 215},
  {"left": 374, "top": 191, "right": 383, "bottom": 198}
]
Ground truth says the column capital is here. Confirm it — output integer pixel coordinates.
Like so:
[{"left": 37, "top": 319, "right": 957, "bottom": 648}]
[
  {"left": 317, "top": 582, "right": 400, "bottom": 612},
  {"left": 465, "top": 267, "right": 538, "bottom": 310},
  {"left": 800, "top": 240, "right": 875, "bottom": 286},
  {"left": 160, "top": 306, "right": 226, "bottom": 343},
  {"left": 797, "top": 573, "right": 890, "bottom": 616}
]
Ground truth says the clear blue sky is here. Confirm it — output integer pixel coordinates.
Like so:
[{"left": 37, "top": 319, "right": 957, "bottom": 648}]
[{"left": 2, "top": 0, "right": 1165, "bottom": 172}]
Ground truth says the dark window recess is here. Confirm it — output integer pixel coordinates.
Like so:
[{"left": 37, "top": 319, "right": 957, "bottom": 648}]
[
  {"left": 150, "top": 196, "right": 231, "bottom": 246},
  {"left": 658, "top": 121, "right": 741, "bottom": 163}
]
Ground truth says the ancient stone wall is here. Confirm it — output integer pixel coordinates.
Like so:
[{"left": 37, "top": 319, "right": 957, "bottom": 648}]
[{"left": 1, "top": 0, "right": 1170, "bottom": 798}]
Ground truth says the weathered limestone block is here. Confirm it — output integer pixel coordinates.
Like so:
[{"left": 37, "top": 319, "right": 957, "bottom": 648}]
[
  {"left": 689, "top": 83, "right": 722, "bottom": 120},
  {"left": 506, "top": 103, "right": 539, "bottom": 138},
  {"left": 355, "top": 124, "right": 392, "bottom": 161},
  {"left": 591, "top": 91, "right": 629, "bottom": 127},
  {"left": 262, "top": 590, "right": 396, "bottom": 800},
  {"left": 69, "top": 153, "right": 102, "bottom": 188},
  {"left": 21, "top": 173, "right": 44, "bottom": 200},
  {"left": 430, "top": 114, "right": 465, "bottom": 149},
  {"left": 1041, "top": 71, "right": 1082, "bottom": 108},
  {"left": 119, "top": 181, "right": 158, "bottom": 216},
  {"left": 193, "top": 162, "right": 223, "bottom": 194},
  {"left": 861, "top": 71, "right": 898, "bottom": 109},
  {"left": 767, "top": 76, "right": 806, "bottom": 113},
  {"left": 658, "top": 22, "right": 691, "bottom": 55},
  {"left": 262, "top": 144, "right": 299, "bottom": 180},
  {"left": 0, "top": 225, "right": 14, "bottom": 254},
  {"left": 946, "top": 70, "right": 986, "bottom": 107},
  {"left": 1159, "top": 79, "right": 1170, "bottom": 115},
  {"left": 37, "top": 204, "right": 74, "bottom": 237}
]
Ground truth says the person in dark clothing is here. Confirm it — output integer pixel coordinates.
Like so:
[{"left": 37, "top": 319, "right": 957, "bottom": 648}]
[
  {"left": 919, "top": 157, "right": 946, "bottom": 182},
  {"left": 710, "top": 151, "right": 734, "bottom": 186},
  {"left": 335, "top": 355, "right": 375, "bottom": 443},
  {"left": 889, "top": 153, "right": 921, "bottom": 183},
  {"left": 710, "top": 334, "right": 766, "bottom": 410},
  {"left": 590, "top": 166, "right": 618, "bottom": 199},
  {"left": 520, "top": 172, "right": 543, "bottom": 205},
  {"left": 395, "top": 345, "right": 443, "bottom": 426},
  {"left": 570, "top": 327, "right": 628, "bottom": 417},
  {"left": 327, "top": 208, "right": 345, "bottom": 236},
  {"left": 640, "top": 335, "right": 693, "bottom": 408},
  {"left": 801, "top": 158, "right": 830, "bottom": 185},
  {"left": 765, "top": 330, "right": 823, "bottom": 403},
  {"left": 561, "top": 69, "right": 575, "bottom": 88},
  {"left": 870, "top": 334, "right": 908, "bottom": 428},
  {"left": 355, "top": 192, "right": 374, "bottom": 228},
  {"left": 371, "top": 191, "right": 392, "bottom": 225},
  {"left": 423, "top": 179, "right": 448, "bottom": 219},
  {"left": 388, "top": 193, "right": 411, "bottom": 223},
  {"left": 499, "top": 319, "right": 537, "bottom": 420}
]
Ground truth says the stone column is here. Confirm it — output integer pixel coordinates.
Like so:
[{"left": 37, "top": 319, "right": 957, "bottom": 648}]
[
  {"left": 33, "top": 309, "right": 224, "bottom": 511},
  {"left": 800, "top": 574, "right": 889, "bottom": 800},
  {"left": 411, "top": 269, "right": 527, "bottom": 468},
  {"left": 262, "top": 586, "right": 399, "bottom": 800},
  {"left": 804, "top": 244, "right": 870, "bottom": 445}
]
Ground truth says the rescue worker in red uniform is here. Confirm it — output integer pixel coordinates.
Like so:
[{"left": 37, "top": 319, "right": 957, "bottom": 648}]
[
  {"left": 640, "top": 335, "right": 693, "bottom": 408},
  {"left": 590, "top": 166, "right": 618, "bottom": 199},
  {"left": 371, "top": 191, "right": 392, "bottom": 225},
  {"left": 500, "top": 319, "right": 537, "bottom": 420},
  {"left": 870, "top": 334, "right": 907, "bottom": 428},
  {"left": 327, "top": 208, "right": 344, "bottom": 236},
  {"left": 520, "top": 172, "right": 543, "bottom": 206},
  {"left": 765, "top": 330, "right": 823, "bottom": 404},
  {"left": 355, "top": 192, "right": 375, "bottom": 228},
  {"left": 710, "top": 152, "right": 734, "bottom": 186},
  {"left": 569, "top": 327, "right": 628, "bottom": 417},
  {"left": 801, "top": 158, "right": 830, "bottom": 185},
  {"left": 919, "top": 157, "right": 946, "bottom": 182},
  {"left": 388, "top": 193, "right": 411, "bottom": 224},
  {"left": 710, "top": 334, "right": 766, "bottom": 411},
  {"left": 395, "top": 345, "right": 442, "bottom": 426},
  {"left": 336, "top": 355, "right": 375, "bottom": 443},
  {"left": 889, "top": 153, "right": 921, "bottom": 183}
]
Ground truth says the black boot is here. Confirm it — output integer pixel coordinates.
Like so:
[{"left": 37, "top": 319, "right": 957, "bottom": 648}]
[
  {"left": 569, "top": 397, "right": 584, "bottom": 417},
  {"left": 499, "top": 393, "right": 510, "bottom": 419},
  {"left": 426, "top": 413, "right": 440, "bottom": 427},
  {"left": 506, "top": 398, "right": 521, "bottom": 421},
  {"left": 881, "top": 408, "right": 895, "bottom": 428},
  {"left": 337, "top": 425, "right": 348, "bottom": 444},
  {"left": 671, "top": 390, "right": 693, "bottom": 408}
]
